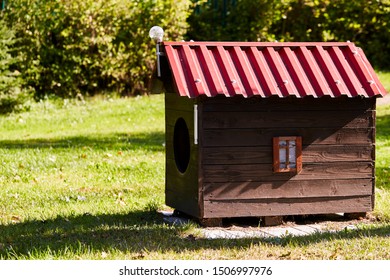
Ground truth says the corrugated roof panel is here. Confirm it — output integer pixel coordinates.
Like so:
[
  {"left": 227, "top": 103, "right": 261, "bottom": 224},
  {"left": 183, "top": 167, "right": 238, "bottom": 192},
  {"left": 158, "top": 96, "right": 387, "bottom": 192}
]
[
  {"left": 162, "top": 41, "right": 387, "bottom": 98},
  {"left": 328, "top": 46, "right": 364, "bottom": 97},
  {"left": 280, "top": 47, "right": 313, "bottom": 97},
  {"left": 298, "top": 47, "right": 329, "bottom": 97},
  {"left": 248, "top": 47, "right": 281, "bottom": 97},
  {"left": 197, "top": 45, "right": 220, "bottom": 97}
]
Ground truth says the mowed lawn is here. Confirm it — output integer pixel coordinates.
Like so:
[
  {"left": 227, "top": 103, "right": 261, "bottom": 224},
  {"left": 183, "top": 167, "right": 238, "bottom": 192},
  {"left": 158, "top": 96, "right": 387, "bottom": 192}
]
[{"left": 0, "top": 91, "right": 389, "bottom": 260}]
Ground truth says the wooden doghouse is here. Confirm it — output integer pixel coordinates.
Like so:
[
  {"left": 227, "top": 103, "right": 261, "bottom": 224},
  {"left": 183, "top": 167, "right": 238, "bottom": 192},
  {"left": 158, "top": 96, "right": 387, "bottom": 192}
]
[{"left": 152, "top": 41, "right": 387, "bottom": 225}]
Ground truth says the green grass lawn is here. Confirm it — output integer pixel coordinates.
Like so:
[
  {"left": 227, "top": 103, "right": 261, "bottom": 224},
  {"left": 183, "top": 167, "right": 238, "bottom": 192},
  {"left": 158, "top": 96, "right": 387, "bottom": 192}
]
[{"left": 0, "top": 92, "right": 389, "bottom": 260}]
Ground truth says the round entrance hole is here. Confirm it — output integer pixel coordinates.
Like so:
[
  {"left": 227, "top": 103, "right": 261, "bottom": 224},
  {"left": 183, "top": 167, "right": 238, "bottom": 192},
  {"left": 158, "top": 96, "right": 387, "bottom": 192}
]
[{"left": 173, "top": 118, "right": 190, "bottom": 173}]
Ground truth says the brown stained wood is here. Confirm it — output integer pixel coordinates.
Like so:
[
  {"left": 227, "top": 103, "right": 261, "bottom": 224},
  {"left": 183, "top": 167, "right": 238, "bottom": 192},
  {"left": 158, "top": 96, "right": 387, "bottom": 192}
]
[
  {"left": 201, "top": 145, "right": 373, "bottom": 165},
  {"left": 198, "top": 218, "right": 223, "bottom": 227},
  {"left": 344, "top": 212, "right": 367, "bottom": 219},
  {"left": 200, "top": 95, "right": 375, "bottom": 112},
  {"left": 165, "top": 92, "right": 196, "bottom": 111},
  {"left": 262, "top": 216, "right": 284, "bottom": 227},
  {"left": 202, "top": 127, "right": 374, "bottom": 147},
  {"left": 166, "top": 110, "right": 195, "bottom": 127},
  {"left": 302, "top": 145, "right": 373, "bottom": 162},
  {"left": 202, "top": 162, "right": 373, "bottom": 183},
  {"left": 202, "top": 110, "right": 373, "bottom": 129},
  {"left": 165, "top": 189, "right": 201, "bottom": 218},
  {"left": 202, "top": 146, "right": 272, "bottom": 164},
  {"left": 165, "top": 100, "right": 200, "bottom": 218},
  {"left": 202, "top": 196, "right": 373, "bottom": 218},
  {"left": 165, "top": 88, "right": 377, "bottom": 220},
  {"left": 203, "top": 179, "right": 374, "bottom": 200}
]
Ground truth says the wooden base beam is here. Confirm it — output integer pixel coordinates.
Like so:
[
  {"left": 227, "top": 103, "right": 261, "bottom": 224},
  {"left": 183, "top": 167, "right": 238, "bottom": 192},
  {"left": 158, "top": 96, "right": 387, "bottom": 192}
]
[{"left": 262, "top": 216, "right": 284, "bottom": 226}]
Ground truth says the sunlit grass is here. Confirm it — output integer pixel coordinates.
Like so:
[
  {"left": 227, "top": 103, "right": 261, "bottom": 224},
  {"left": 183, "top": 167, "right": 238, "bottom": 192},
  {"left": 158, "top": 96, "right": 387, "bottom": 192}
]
[
  {"left": 377, "top": 71, "right": 390, "bottom": 93},
  {"left": 0, "top": 93, "right": 389, "bottom": 260}
]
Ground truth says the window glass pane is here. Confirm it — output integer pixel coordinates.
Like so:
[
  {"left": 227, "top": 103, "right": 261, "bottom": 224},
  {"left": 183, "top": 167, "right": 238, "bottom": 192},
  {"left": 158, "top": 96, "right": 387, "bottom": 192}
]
[
  {"left": 279, "top": 146, "right": 286, "bottom": 169},
  {"left": 288, "top": 140, "right": 296, "bottom": 168}
]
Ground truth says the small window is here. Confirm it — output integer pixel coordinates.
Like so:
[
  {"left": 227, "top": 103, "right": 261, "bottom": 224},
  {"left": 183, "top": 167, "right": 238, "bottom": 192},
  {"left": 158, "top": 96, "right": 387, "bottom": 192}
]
[{"left": 273, "top": 136, "right": 302, "bottom": 174}]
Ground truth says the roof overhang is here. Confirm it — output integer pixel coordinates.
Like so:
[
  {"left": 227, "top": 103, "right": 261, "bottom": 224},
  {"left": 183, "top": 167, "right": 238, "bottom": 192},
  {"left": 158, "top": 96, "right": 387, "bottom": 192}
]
[{"left": 158, "top": 41, "right": 387, "bottom": 99}]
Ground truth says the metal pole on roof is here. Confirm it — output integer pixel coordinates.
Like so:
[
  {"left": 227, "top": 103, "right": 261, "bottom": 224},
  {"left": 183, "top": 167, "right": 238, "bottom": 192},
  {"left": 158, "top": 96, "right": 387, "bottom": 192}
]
[{"left": 149, "top": 26, "right": 165, "bottom": 78}]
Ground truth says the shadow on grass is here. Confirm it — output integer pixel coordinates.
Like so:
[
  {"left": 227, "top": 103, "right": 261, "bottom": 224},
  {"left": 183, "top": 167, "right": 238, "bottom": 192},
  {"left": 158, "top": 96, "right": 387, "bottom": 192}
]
[
  {"left": 0, "top": 131, "right": 165, "bottom": 152},
  {"left": 1, "top": 210, "right": 390, "bottom": 259}
]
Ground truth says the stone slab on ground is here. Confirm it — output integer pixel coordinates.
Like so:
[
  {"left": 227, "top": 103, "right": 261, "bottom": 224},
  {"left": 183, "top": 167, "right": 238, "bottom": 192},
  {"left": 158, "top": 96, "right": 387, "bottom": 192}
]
[{"left": 159, "top": 211, "right": 364, "bottom": 239}]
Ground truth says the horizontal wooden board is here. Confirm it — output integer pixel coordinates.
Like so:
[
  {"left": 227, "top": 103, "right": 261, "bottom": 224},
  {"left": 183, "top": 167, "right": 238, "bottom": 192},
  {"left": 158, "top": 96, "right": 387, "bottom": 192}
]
[
  {"left": 200, "top": 95, "right": 376, "bottom": 112},
  {"left": 202, "top": 110, "right": 373, "bottom": 129},
  {"left": 202, "top": 146, "right": 272, "bottom": 164},
  {"left": 201, "top": 127, "right": 374, "bottom": 147},
  {"left": 201, "top": 145, "right": 373, "bottom": 165},
  {"left": 203, "top": 179, "right": 373, "bottom": 200},
  {"left": 203, "top": 196, "right": 373, "bottom": 218},
  {"left": 303, "top": 145, "right": 374, "bottom": 162},
  {"left": 202, "top": 162, "right": 373, "bottom": 182}
]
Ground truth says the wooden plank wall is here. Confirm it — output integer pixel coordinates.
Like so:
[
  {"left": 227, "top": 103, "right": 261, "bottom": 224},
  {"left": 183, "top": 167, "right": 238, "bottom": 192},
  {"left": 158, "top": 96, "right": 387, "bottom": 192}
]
[
  {"left": 200, "top": 96, "right": 376, "bottom": 218},
  {"left": 165, "top": 92, "right": 201, "bottom": 217}
]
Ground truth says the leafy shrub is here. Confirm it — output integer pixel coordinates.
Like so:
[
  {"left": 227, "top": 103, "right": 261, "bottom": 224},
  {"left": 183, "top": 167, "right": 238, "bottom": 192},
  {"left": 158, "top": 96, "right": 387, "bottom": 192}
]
[
  {"left": 0, "top": 19, "right": 31, "bottom": 114},
  {"left": 1, "top": 0, "right": 191, "bottom": 99},
  {"left": 187, "top": 0, "right": 390, "bottom": 71},
  {"left": 187, "top": 0, "right": 276, "bottom": 42}
]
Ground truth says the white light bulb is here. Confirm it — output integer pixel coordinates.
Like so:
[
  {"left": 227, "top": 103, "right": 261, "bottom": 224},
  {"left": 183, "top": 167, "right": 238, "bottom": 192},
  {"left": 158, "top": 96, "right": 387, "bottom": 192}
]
[{"left": 149, "top": 26, "right": 164, "bottom": 43}]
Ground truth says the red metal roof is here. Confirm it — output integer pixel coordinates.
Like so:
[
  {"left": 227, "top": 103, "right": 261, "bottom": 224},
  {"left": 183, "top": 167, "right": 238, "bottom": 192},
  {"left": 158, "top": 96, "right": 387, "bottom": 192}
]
[{"left": 162, "top": 41, "right": 387, "bottom": 98}]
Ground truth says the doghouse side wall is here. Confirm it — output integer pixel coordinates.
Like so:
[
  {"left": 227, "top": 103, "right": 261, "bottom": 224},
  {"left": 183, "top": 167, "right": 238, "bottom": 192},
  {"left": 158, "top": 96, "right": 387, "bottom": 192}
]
[
  {"left": 200, "top": 96, "right": 376, "bottom": 218},
  {"left": 165, "top": 92, "right": 201, "bottom": 217}
]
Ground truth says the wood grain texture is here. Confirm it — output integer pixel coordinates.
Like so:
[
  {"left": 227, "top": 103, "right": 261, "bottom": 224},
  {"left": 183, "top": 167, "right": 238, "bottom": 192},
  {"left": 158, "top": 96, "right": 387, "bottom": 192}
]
[
  {"left": 202, "top": 127, "right": 374, "bottom": 147},
  {"left": 202, "top": 110, "right": 373, "bottom": 129},
  {"left": 203, "top": 196, "right": 373, "bottom": 218},
  {"left": 165, "top": 93, "right": 376, "bottom": 219},
  {"left": 202, "top": 162, "right": 373, "bottom": 182},
  {"left": 201, "top": 145, "right": 373, "bottom": 165},
  {"left": 203, "top": 179, "right": 373, "bottom": 200}
]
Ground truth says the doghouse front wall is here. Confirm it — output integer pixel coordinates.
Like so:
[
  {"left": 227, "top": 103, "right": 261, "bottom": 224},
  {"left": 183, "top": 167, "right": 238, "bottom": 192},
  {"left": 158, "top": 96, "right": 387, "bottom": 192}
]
[
  {"left": 165, "top": 92, "right": 201, "bottom": 217},
  {"left": 200, "top": 96, "right": 376, "bottom": 218}
]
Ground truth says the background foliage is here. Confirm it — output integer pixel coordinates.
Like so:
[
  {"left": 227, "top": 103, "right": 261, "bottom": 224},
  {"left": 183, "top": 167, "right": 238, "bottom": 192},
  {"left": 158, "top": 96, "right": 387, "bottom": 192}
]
[
  {"left": 1, "top": 0, "right": 191, "bottom": 100},
  {"left": 0, "top": 0, "right": 389, "bottom": 113},
  {"left": 188, "top": 0, "right": 390, "bottom": 70},
  {"left": 0, "top": 19, "right": 30, "bottom": 113}
]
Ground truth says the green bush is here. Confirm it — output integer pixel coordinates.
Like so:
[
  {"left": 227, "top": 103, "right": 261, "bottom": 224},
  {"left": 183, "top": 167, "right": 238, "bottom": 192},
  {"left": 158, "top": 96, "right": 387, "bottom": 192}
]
[
  {"left": 270, "top": 0, "right": 390, "bottom": 70},
  {"left": 187, "top": 0, "right": 276, "bottom": 42},
  {"left": 187, "top": 0, "right": 390, "bottom": 71},
  {"left": 1, "top": 0, "right": 191, "bottom": 99},
  {"left": 0, "top": 19, "right": 31, "bottom": 114}
]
